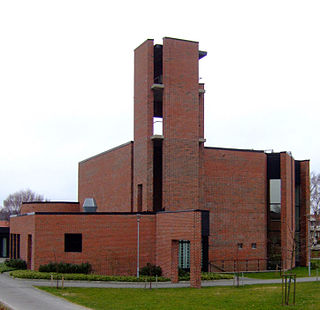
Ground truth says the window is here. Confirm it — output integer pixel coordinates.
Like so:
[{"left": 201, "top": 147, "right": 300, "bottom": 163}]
[
  {"left": 269, "top": 179, "right": 281, "bottom": 221},
  {"left": 137, "top": 184, "right": 143, "bottom": 212},
  {"left": 179, "top": 240, "right": 190, "bottom": 269},
  {"left": 251, "top": 243, "right": 257, "bottom": 249},
  {"left": 65, "top": 234, "right": 82, "bottom": 252},
  {"left": 237, "top": 243, "right": 243, "bottom": 249}
]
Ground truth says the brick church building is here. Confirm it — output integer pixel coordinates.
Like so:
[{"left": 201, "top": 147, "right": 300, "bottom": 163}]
[{"left": 10, "top": 38, "right": 310, "bottom": 288}]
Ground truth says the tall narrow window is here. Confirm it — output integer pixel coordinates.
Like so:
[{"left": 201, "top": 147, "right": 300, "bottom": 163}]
[
  {"left": 179, "top": 240, "right": 190, "bottom": 269},
  {"left": 17, "top": 234, "right": 20, "bottom": 259},
  {"left": 137, "top": 184, "right": 143, "bottom": 212},
  {"left": 270, "top": 179, "right": 281, "bottom": 221},
  {"left": 13, "top": 234, "right": 17, "bottom": 259}
]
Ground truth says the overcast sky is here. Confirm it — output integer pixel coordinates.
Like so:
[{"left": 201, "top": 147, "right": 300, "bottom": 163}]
[{"left": 0, "top": 0, "right": 319, "bottom": 205}]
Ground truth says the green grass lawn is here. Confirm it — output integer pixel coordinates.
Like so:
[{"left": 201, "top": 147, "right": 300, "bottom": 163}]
[
  {"left": 38, "top": 282, "right": 320, "bottom": 310},
  {"left": 244, "top": 266, "right": 320, "bottom": 279}
]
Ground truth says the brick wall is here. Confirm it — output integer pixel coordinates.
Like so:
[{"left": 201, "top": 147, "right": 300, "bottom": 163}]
[
  {"left": 280, "top": 152, "right": 296, "bottom": 270},
  {"left": 299, "top": 160, "right": 310, "bottom": 266},
  {"left": 0, "top": 221, "right": 9, "bottom": 227},
  {"left": 78, "top": 142, "right": 133, "bottom": 212},
  {"left": 21, "top": 202, "right": 80, "bottom": 214},
  {"left": 204, "top": 147, "right": 267, "bottom": 271},
  {"left": 133, "top": 39, "right": 154, "bottom": 212},
  {"left": 156, "top": 210, "right": 202, "bottom": 287},
  {"left": 9, "top": 215, "right": 35, "bottom": 269},
  {"left": 162, "top": 38, "right": 201, "bottom": 211},
  {"left": 11, "top": 212, "right": 156, "bottom": 275},
  {"left": 10, "top": 209, "right": 202, "bottom": 287}
]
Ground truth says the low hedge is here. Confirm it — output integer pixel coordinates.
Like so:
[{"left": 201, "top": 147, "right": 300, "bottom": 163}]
[
  {"left": 39, "top": 262, "right": 92, "bottom": 274},
  {"left": 4, "top": 259, "right": 27, "bottom": 270},
  {"left": 0, "top": 263, "right": 16, "bottom": 274},
  {"left": 179, "top": 272, "right": 233, "bottom": 281},
  {"left": 9, "top": 269, "right": 232, "bottom": 282},
  {"left": 10, "top": 270, "right": 170, "bottom": 282}
]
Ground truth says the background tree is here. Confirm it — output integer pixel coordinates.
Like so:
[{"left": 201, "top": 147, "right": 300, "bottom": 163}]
[
  {"left": 1, "top": 189, "right": 47, "bottom": 220},
  {"left": 311, "top": 171, "right": 320, "bottom": 215}
]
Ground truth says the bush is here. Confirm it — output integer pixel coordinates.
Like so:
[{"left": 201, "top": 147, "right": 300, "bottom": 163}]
[
  {"left": 178, "top": 268, "right": 189, "bottom": 280},
  {"left": 312, "top": 250, "right": 320, "bottom": 258},
  {"left": 4, "top": 259, "right": 27, "bottom": 270},
  {"left": 140, "top": 263, "right": 162, "bottom": 276},
  {"left": 0, "top": 262, "right": 16, "bottom": 273},
  {"left": 311, "top": 260, "right": 320, "bottom": 269},
  {"left": 39, "top": 262, "right": 92, "bottom": 274}
]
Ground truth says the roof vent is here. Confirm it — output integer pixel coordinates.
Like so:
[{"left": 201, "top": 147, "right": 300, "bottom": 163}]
[{"left": 83, "top": 198, "right": 97, "bottom": 213}]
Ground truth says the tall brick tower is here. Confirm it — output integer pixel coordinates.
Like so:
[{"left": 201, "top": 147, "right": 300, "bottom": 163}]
[{"left": 133, "top": 37, "right": 207, "bottom": 212}]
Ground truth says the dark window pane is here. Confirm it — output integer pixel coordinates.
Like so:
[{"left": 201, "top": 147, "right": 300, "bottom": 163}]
[{"left": 65, "top": 234, "right": 82, "bottom": 252}]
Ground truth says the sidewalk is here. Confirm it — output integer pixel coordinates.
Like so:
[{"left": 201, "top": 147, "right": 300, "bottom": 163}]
[
  {"left": 0, "top": 272, "right": 319, "bottom": 310},
  {"left": 0, "top": 273, "right": 89, "bottom": 310}
]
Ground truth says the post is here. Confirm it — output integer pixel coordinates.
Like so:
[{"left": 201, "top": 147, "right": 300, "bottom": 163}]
[
  {"left": 308, "top": 215, "right": 311, "bottom": 276},
  {"left": 137, "top": 214, "right": 141, "bottom": 278}
]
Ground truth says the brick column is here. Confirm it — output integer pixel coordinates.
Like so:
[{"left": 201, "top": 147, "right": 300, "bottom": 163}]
[
  {"left": 190, "top": 212, "right": 202, "bottom": 288},
  {"left": 280, "top": 152, "right": 295, "bottom": 270},
  {"left": 299, "top": 160, "right": 310, "bottom": 266},
  {"left": 171, "top": 240, "right": 179, "bottom": 283}
]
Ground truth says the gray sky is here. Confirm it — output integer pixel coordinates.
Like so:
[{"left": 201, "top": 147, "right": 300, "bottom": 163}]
[{"left": 1, "top": 0, "right": 319, "bottom": 205}]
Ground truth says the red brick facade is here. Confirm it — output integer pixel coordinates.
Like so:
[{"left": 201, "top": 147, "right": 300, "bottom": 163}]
[
  {"left": 21, "top": 202, "right": 80, "bottom": 214},
  {"left": 10, "top": 37, "right": 310, "bottom": 287},
  {"left": 78, "top": 142, "right": 133, "bottom": 212},
  {"left": 10, "top": 210, "right": 202, "bottom": 287},
  {"left": 204, "top": 148, "right": 268, "bottom": 271}
]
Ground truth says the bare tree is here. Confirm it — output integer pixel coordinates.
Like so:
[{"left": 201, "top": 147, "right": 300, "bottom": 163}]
[
  {"left": 1, "top": 189, "right": 47, "bottom": 219},
  {"left": 311, "top": 171, "right": 320, "bottom": 215}
]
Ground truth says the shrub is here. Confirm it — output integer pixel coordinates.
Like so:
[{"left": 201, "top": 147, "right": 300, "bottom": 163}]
[
  {"left": 39, "top": 262, "right": 92, "bottom": 274},
  {"left": 178, "top": 268, "right": 189, "bottom": 279},
  {"left": 4, "top": 259, "right": 27, "bottom": 270},
  {"left": 140, "top": 263, "right": 162, "bottom": 276},
  {"left": 0, "top": 262, "right": 15, "bottom": 273},
  {"left": 311, "top": 260, "right": 320, "bottom": 269}
]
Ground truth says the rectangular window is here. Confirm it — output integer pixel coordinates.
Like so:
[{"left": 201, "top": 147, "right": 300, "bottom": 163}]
[
  {"left": 17, "top": 234, "right": 20, "bottom": 259},
  {"left": 137, "top": 184, "right": 143, "bottom": 212},
  {"left": 64, "top": 234, "right": 82, "bottom": 252},
  {"left": 10, "top": 234, "right": 13, "bottom": 258},
  {"left": 238, "top": 243, "right": 243, "bottom": 249},
  {"left": 251, "top": 243, "right": 257, "bottom": 249},
  {"left": 2, "top": 237, "right": 7, "bottom": 257},
  {"left": 13, "top": 234, "right": 16, "bottom": 259},
  {"left": 179, "top": 240, "right": 190, "bottom": 269},
  {"left": 269, "top": 179, "right": 281, "bottom": 221}
]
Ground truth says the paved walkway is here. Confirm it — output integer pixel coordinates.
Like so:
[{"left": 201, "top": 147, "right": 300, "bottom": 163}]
[
  {"left": 0, "top": 273, "right": 89, "bottom": 310},
  {"left": 0, "top": 272, "right": 319, "bottom": 310}
]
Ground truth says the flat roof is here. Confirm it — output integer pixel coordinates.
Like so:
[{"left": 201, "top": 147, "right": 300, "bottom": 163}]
[
  {"left": 205, "top": 146, "right": 265, "bottom": 153},
  {"left": 13, "top": 209, "right": 207, "bottom": 217}
]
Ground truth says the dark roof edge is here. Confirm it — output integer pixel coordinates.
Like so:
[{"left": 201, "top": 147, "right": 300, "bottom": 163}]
[
  {"left": 134, "top": 39, "right": 154, "bottom": 51},
  {"left": 22, "top": 201, "right": 79, "bottom": 205},
  {"left": 204, "top": 146, "right": 265, "bottom": 153},
  {"left": 79, "top": 141, "right": 133, "bottom": 164},
  {"left": 14, "top": 209, "right": 208, "bottom": 217}
]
